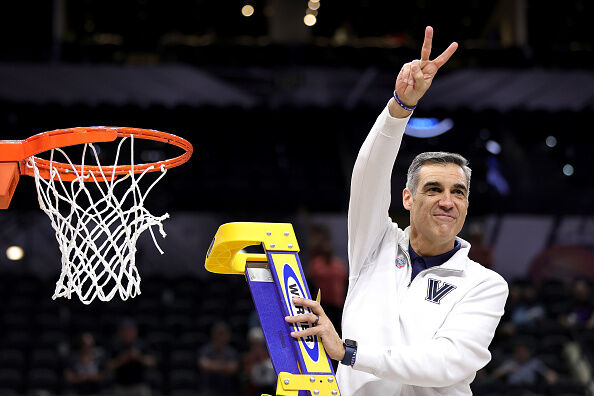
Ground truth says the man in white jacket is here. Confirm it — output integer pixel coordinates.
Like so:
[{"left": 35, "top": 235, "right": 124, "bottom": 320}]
[{"left": 286, "top": 26, "right": 508, "bottom": 395}]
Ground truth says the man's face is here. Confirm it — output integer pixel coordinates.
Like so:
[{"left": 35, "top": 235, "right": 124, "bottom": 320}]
[{"left": 403, "top": 163, "right": 469, "bottom": 248}]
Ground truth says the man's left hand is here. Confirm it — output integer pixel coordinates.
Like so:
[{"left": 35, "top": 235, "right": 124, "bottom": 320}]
[{"left": 285, "top": 297, "right": 345, "bottom": 361}]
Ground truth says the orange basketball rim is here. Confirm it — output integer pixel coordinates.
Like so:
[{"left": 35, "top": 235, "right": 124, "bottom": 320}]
[{"left": 0, "top": 126, "right": 193, "bottom": 209}]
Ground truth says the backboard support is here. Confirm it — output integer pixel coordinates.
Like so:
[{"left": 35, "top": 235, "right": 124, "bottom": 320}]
[{"left": 0, "top": 162, "right": 20, "bottom": 209}]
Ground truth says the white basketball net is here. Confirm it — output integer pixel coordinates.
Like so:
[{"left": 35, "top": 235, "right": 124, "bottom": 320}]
[{"left": 26, "top": 136, "right": 169, "bottom": 304}]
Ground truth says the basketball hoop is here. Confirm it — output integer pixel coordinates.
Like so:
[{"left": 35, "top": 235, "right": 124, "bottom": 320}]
[{"left": 0, "top": 127, "right": 193, "bottom": 304}]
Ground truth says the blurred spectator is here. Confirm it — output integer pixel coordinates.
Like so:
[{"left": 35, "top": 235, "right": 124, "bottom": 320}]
[
  {"left": 510, "top": 283, "right": 546, "bottom": 328},
  {"left": 241, "top": 327, "right": 275, "bottom": 396},
  {"left": 468, "top": 223, "right": 494, "bottom": 269},
  {"left": 106, "top": 319, "right": 156, "bottom": 396},
  {"left": 561, "top": 279, "right": 594, "bottom": 329},
  {"left": 497, "top": 280, "right": 547, "bottom": 338},
  {"left": 307, "top": 224, "right": 347, "bottom": 336},
  {"left": 198, "top": 321, "right": 239, "bottom": 396},
  {"left": 64, "top": 332, "right": 105, "bottom": 395},
  {"left": 492, "top": 342, "right": 558, "bottom": 386}
]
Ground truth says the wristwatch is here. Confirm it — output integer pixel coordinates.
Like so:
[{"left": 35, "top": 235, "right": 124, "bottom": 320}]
[{"left": 341, "top": 339, "right": 358, "bottom": 367}]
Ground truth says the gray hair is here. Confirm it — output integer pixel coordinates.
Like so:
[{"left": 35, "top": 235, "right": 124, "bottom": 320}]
[{"left": 406, "top": 152, "right": 472, "bottom": 195}]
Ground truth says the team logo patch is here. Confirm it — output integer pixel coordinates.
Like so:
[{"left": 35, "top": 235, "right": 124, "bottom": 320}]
[
  {"left": 426, "top": 278, "right": 456, "bottom": 304},
  {"left": 395, "top": 257, "right": 407, "bottom": 268}
]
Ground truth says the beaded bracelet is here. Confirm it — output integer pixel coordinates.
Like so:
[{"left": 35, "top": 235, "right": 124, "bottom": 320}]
[{"left": 393, "top": 90, "right": 417, "bottom": 111}]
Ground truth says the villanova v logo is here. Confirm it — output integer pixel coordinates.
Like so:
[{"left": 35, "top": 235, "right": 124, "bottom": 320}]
[{"left": 426, "top": 278, "right": 456, "bottom": 304}]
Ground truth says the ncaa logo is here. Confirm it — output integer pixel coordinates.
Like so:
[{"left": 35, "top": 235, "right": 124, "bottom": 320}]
[
  {"left": 395, "top": 257, "right": 406, "bottom": 268},
  {"left": 283, "top": 264, "right": 320, "bottom": 362}
]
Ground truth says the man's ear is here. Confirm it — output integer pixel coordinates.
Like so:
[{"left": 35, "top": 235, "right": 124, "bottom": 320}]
[{"left": 403, "top": 188, "right": 413, "bottom": 211}]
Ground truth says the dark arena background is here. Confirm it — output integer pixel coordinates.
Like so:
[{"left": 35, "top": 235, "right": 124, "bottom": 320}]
[{"left": 1, "top": 1, "right": 593, "bottom": 395}]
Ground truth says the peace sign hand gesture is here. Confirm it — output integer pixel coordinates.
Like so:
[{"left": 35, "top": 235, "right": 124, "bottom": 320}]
[{"left": 391, "top": 26, "right": 458, "bottom": 117}]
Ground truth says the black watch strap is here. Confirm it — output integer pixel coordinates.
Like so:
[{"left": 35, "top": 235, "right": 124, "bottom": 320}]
[{"left": 341, "top": 339, "right": 358, "bottom": 366}]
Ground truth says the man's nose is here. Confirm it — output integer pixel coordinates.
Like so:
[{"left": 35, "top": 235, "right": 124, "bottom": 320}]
[{"left": 438, "top": 192, "right": 454, "bottom": 209}]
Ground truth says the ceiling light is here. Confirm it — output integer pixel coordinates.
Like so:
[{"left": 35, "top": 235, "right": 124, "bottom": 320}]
[
  {"left": 6, "top": 246, "right": 24, "bottom": 261},
  {"left": 241, "top": 4, "right": 255, "bottom": 17},
  {"left": 304, "top": 14, "right": 317, "bottom": 26}
]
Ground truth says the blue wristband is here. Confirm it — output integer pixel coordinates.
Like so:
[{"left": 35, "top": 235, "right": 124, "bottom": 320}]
[{"left": 393, "top": 90, "right": 417, "bottom": 111}]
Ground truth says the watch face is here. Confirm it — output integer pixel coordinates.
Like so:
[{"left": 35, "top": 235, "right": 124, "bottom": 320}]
[{"left": 345, "top": 339, "right": 357, "bottom": 348}]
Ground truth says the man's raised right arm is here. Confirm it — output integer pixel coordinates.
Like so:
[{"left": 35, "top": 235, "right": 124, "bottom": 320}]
[
  {"left": 347, "top": 100, "right": 411, "bottom": 278},
  {"left": 347, "top": 26, "right": 458, "bottom": 278}
]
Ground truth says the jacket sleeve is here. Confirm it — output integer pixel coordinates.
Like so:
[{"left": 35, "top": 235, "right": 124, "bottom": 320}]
[
  {"left": 353, "top": 275, "right": 509, "bottom": 387},
  {"left": 348, "top": 103, "right": 410, "bottom": 279}
]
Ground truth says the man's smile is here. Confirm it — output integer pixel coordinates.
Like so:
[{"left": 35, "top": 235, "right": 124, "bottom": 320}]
[{"left": 433, "top": 213, "right": 456, "bottom": 221}]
